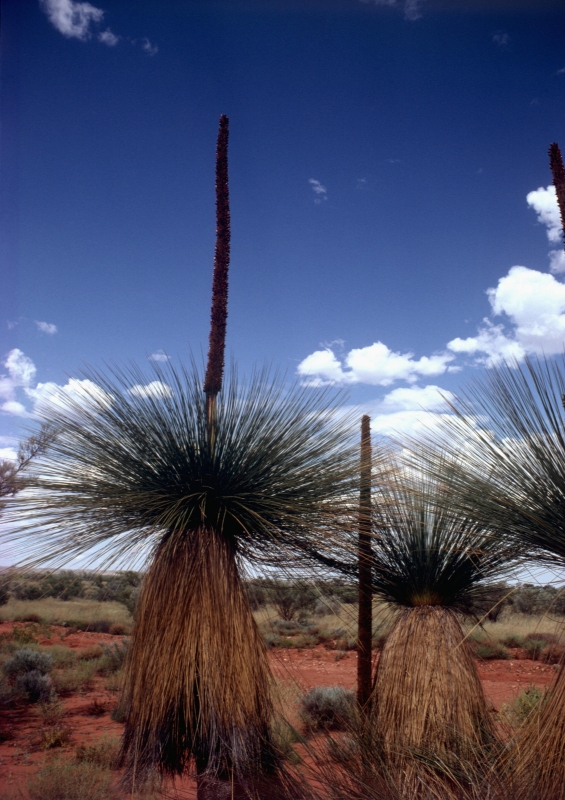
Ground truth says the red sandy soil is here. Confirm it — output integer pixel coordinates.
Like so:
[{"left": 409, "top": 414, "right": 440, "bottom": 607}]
[{"left": 0, "top": 622, "right": 559, "bottom": 799}]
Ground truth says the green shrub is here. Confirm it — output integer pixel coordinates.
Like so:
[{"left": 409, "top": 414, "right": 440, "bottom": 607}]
[
  {"left": 474, "top": 642, "right": 509, "bottom": 660},
  {"left": 506, "top": 684, "right": 545, "bottom": 725},
  {"left": 522, "top": 638, "right": 547, "bottom": 660},
  {"left": 501, "top": 635, "right": 525, "bottom": 648},
  {"left": 3, "top": 647, "right": 53, "bottom": 678},
  {"left": 27, "top": 760, "right": 117, "bottom": 800},
  {"left": 314, "top": 595, "right": 342, "bottom": 616},
  {"left": 12, "top": 624, "right": 39, "bottom": 645},
  {"left": 96, "top": 641, "right": 129, "bottom": 675},
  {"left": 15, "top": 670, "right": 54, "bottom": 703},
  {"left": 48, "top": 646, "right": 76, "bottom": 669},
  {"left": 267, "top": 580, "right": 318, "bottom": 622},
  {"left": 300, "top": 686, "right": 355, "bottom": 732}
]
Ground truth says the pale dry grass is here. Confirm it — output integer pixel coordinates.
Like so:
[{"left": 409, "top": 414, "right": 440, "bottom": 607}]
[
  {"left": 0, "top": 597, "right": 132, "bottom": 626},
  {"left": 463, "top": 611, "right": 565, "bottom": 644}
]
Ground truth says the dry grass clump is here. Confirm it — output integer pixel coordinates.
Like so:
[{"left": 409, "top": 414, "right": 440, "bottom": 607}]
[
  {"left": 76, "top": 737, "right": 121, "bottom": 769},
  {"left": 0, "top": 597, "right": 132, "bottom": 627},
  {"left": 27, "top": 760, "right": 117, "bottom": 800},
  {"left": 300, "top": 686, "right": 356, "bottom": 733}
]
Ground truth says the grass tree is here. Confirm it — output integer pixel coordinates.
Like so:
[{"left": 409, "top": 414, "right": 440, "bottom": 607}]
[
  {"left": 367, "top": 473, "right": 513, "bottom": 783},
  {"left": 410, "top": 354, "right": 565, "bottom": 798},
  {"left": 4, "top": 116, "right": 362, "bottom": 799}
]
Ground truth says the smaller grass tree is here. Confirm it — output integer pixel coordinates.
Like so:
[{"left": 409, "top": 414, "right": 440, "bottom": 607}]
[
  {"left": 411, "top": 353, "right": 565, "bottom": 799},
  {"left": 368, "top": 473, "right": 515, "bottom": 779}
]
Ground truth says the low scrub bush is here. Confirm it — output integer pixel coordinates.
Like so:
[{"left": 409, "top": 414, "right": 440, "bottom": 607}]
[
  {"left": 542, "top": 643, "right": 565, "bottom": 664},
  {"left": 96, "top": 641, "right": 129, "bottom": 675},
  {"left": 505, "top": 684, "right": 546, "bottom": 726},
  {"left": 84, "top": 698, "right": 108, "bottom": 716},
  {"left": 48, "top": 646, "right": 76, "bottom": 669},
  {"left": 27, "top": 760, "right": 117, "bottom": 800},
  {"left": 3, "top": 647, "right": 53, "bottom": 678},
  {"left": 15, "top": 669, "right": 54, "bottom": 703},
  {"left": 314, "top": 595, "right": 342, "bottom": 616},
  {"left": 522, "top": 638, "right": 547, "bottom": 660},
  {"left": 12, "top": 624, "right": 39, "bottom": 645},
  {"left": 78, "top": 645, "right": 104, "bottom": 661},
  {"left": 39, "top": 699, "right": 65, "bottom": 725},
  {"left": 14, "top": 612, "right": 43, "bottom": 623},
  {"left": 501, "top": 634, "right": 525, "bottom": 648},
  {"left": 473, "top": 641, "right": 509, "bottom": 660},
  {"left": 300, "top": 685, "right": 355, "bottom": 732},
  {"left": 108, "top": 623, "right": 128, "bottom": 635},
  {"left": 40, "top": 723, "right": 73, "bottom": 749},
  {"left": 75, "top": 737, "right": 120, "bottom": 769},
  {"left": 52, "top": 661, "right": 96, "bottom": 696}
]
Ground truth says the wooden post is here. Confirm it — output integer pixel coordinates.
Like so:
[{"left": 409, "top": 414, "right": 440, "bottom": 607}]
[{"left": 357, "top": 414, "right": 373, "bottom": 710}]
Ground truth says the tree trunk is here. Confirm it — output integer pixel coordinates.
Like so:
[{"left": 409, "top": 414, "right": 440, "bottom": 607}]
[{"left": 357, "top": 414, "right": 373, "bottom": 710}]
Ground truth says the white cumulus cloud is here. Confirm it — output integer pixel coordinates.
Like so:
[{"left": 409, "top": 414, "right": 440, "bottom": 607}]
[
  {"left": 368, "top": 384, "right": 454, "bottom": 438},
  {"left": 448, "top": 266, "right": 565, "bottom": 365},
  {"left": 298, "top": 342, "right": 453, "bottom": 387},
  {"left": 35, "top": 321, "right": 58, "bottom": 335},
  {"left": 128, "top": 381, "right": 173, "bottom": 399},
  {"left": 29, "top": 378, "right": 113, "bottom": 416},
  {"left": 526, "top": 185, "right": 562, "bottom": 244},
  {"left": 5, "top": 349, "right": 36, "bottom": 389}
]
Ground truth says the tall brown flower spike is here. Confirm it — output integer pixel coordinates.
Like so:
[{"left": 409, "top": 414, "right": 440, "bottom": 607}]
[
  {"left": 204, "top": 114, "right": 231, "bottom": 424},
  {"left": 357, "top": 414, "right": 373, "bottom": 710},
  {"left": 549, "top": 142, "right": 565, "bottom": 251}
]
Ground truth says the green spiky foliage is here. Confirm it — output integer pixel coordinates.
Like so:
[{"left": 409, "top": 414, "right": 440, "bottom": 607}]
[
  {"left": 4, "top": 362, "right": 359, "bottom": 791},
  {"left": 368, "top": 474, "right": 515, "bottom": 781},
  {"left": 404, "top": 354, "right": 565, "bottom": 797}
]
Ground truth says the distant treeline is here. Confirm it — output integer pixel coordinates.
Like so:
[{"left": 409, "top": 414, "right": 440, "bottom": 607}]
[
  {"left": 0, "top": 570, "right": 142, "bottom": 613},
  {"left": 1, "top": 572, "right": 563, "bottom": 620}
]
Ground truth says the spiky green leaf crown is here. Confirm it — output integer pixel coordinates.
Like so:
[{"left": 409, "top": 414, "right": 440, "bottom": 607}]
[
  {"left": 5, "top": 362, "right": 360, "bottom": 572},
  {"left": 371, "top": 476, "right": 516, "bottom": 612},
  {"left": 408, "top": 355, "right": 565, "bottom": 569}
]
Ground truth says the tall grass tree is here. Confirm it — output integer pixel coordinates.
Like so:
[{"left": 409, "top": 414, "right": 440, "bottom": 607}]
[
  {"left": 3, "top": 116, "right": 361, "bottom": 798},
  {"left": 4, "top": 363, "right": 361, "bottom": 796}
]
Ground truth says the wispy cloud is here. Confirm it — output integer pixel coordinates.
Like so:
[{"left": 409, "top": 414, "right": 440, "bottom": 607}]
[
  {"left": 141, "top": 38, "right": 158, "bottom": 56},
  {"left": 492, "top": 32, "right": 510, "bottom": 46},
  {"left": 98, "top": 28, "right": 120, "bottom": 46},
  {"left": 148, "top": 350, "right": 170, "bottom": 362},
  {"left": 39, "top": 0, "right": 157, "bottom": 53},
  {"left": 308, "top": 179, "right": 327, "bottom": 204},
  {"left": 359, "top": 0, "right": 425, "bottom": 22},
  {"left": 35, "top": 321, "right": 58, "bottom": 335}
]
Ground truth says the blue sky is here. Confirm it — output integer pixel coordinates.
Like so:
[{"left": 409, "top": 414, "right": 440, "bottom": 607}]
[{"left": 1, "top": 0, "right": 565, "bottom": 459}]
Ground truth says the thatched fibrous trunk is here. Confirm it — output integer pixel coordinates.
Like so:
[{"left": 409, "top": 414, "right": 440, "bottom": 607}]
[
  {"left": 371, "top": 605, "right": 494, "bottom": 768},
  {"left": 120, "top": 527, "right": 280, "bottom": 794},
  {"left": 510, "top": 656, "right": 565, "bottom": 800}
]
